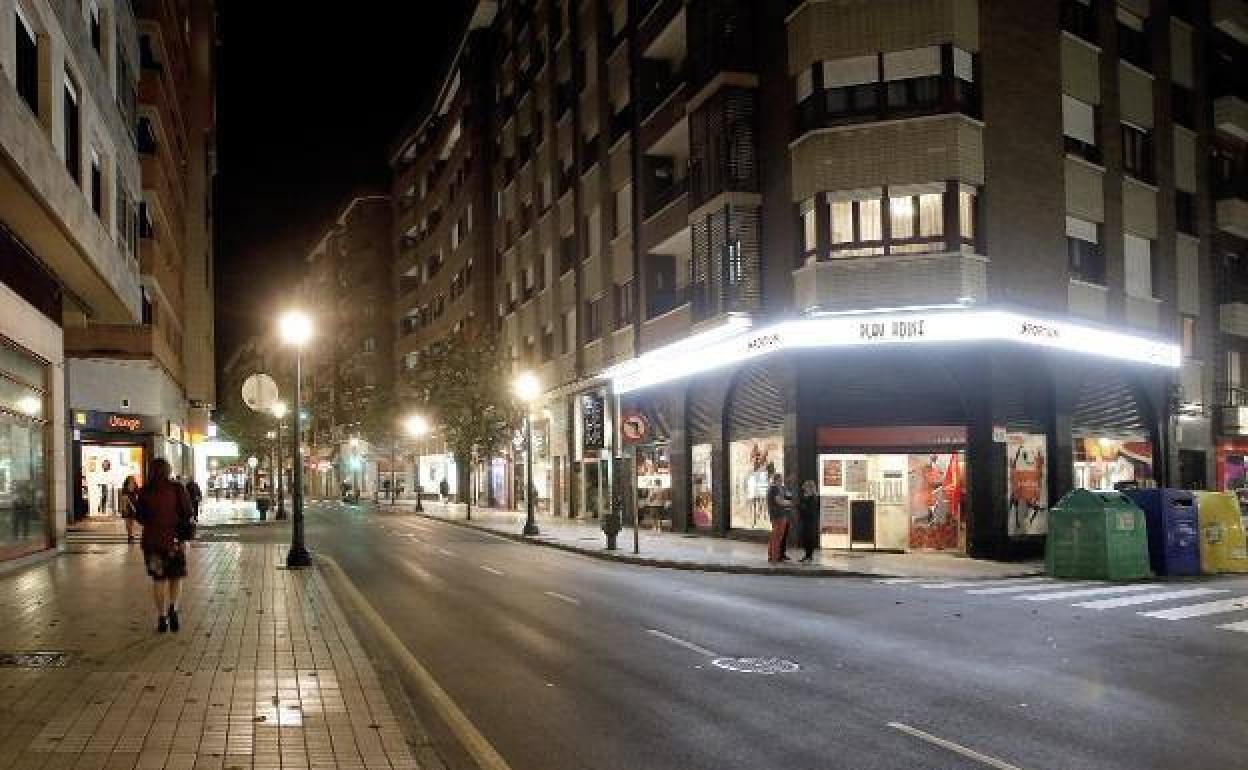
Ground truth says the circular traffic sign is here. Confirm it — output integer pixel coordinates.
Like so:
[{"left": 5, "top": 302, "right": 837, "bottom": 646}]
[{"left": 242, "top": 373, "right": 279, "bottom": 413}]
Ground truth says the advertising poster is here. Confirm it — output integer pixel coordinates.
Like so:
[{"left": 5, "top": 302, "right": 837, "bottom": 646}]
[
  {"left": 821, "top": 457, "right": 843, "bottom": 488},
  {"left": 1007, "top": 433, "right": 1048, "bottom": 536},
  {"left": 691, "top": 443, "right": 713, "bottom": 529},
  {"left": 845, "top": 458, "right": 868, "bottom": 495},
  {"left": 821, "top": 494, "right": 849, "bottom": 535},
  {"left": 907, "top": 453, "right": 963, "bottom": 550},
  {"left": 729, "top": 436, "right": 783, "bottom": 531}
]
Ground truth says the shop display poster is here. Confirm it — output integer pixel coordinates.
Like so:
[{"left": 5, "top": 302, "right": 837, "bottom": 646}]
[{"left": 1007, "top": 432, "right": 1048, "bottom": 536}]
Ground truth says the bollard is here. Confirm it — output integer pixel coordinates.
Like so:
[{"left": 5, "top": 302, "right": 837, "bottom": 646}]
[{"left": 603, "top": 511, "right": 622, "bottom": 551}]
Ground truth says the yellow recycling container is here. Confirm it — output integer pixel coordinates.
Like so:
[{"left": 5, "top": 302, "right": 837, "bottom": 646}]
[{"left": 1194, "top": 491, "right": 1248, "bottom": 574}]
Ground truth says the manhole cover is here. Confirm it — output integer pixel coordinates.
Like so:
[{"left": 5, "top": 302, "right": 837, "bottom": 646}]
[
  {"left": 0, "top": 652, "right": 71, "bottom": 668},
  {"left": 710, "top": 657, "right": 800, "bottom": 674}
]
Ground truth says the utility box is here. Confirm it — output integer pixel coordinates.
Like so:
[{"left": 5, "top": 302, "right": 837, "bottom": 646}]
[
  {"left": 1194, "top": 492, "right": 1248, "bottom": 574},
  {"left": 1124, "top": 489, "right": 1201, "bottom": 577},
  {"left": 1046, "top": 489, "right": 1152, "bottom": 581}
]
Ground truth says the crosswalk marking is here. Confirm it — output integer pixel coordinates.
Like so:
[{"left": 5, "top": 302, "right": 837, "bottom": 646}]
[
  {"left": 1216, "top": 619, "right": 1248, "bottom": 633},
  {"left": 874, "top": 578, "right": 923, "bottom": 584},
  {"left": 921, "top": 577, "right": 1054, "bottom": 590},
  {"left": 965, "top": 581, "right": 1084, "bottom": 595},
  {"left": 1140, "top": 596, "right": 1248, "bottom": 620},
  {"left": 1072, "top": 588, "right": 1227, "bottom": 610},
  {"left": 1017, "top": 585, "right": 1156, "bottom": 602}
]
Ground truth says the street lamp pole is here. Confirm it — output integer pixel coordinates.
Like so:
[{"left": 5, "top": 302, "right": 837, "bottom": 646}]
[
  {"left": 513, "top": 372, "right": 540, "bottom": 536},
  {"left": 279, "top": 310, "right": 312, "bottom": 568},
  {"left": 273, "top": 404, "right": 287, "bottom": 520}
]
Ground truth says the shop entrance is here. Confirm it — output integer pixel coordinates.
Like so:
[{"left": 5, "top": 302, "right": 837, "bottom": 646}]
[
  {"left": 634, "top": 443, "right": 672, "bottom": 528},
  {"left": 1073, "top": 437, "right": 1154, "bottom": 490},
  {"left": 81, "top": 443, "right": 144, "bottom": 516}
]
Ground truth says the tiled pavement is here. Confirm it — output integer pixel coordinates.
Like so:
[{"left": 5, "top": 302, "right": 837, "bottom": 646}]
[{"left": 0, "top": 543, "right": 423, "bottom": 770}]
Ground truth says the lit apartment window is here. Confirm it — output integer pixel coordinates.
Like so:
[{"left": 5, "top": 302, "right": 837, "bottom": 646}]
[
  {"left": 828, "top": 186, "right": 957, "bottom": 258},
  {"left": 888, "top": 191, "right": 944, "bottom": 254},
  {"left": 90, "top": 148, "right": 103, "bottom": 217},
  {"left": 1062, "top": 95, "right": 1101, "bottom": 164},
  {"left": 1124, "top": 233, "right": 1154, "bottom": 300},
  {"left": 1122, "top": 123, "right": 1154, "bottom": 183},
  {"left": 88, "top": 1, "right": 101, "bottom": 55},
  {"left": 64, "top": 74, "right": 81, "bottom": 185},
  {"left": 1066, "top": 216, "right": 1104, "bottom": 285},
  {"left": 958, "top": 186, "right": 977, "bottom": 246},
  {"left": 828, "top": 197, "right": 883, "bottom": 256},
  {"left": 614, "top": 280, "right": 635, "bottom": 330},
  {"left": 15, "top": 6, "right": 39, "bottom": 114},
  {"left": 800, "top": 198, "right": 817, "bottom": 257}
]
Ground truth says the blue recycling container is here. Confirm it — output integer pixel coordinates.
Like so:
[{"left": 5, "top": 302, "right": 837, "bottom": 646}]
[{"left": 1124, "top": 488, "right": 1201, "bottom": 577}]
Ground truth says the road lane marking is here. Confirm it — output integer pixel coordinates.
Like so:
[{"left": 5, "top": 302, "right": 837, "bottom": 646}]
[
  {"left": 645, "top": 629, "right": 719, "bottom": 658},
  {"left": 874, "top": 578, "right": 923, "bottom": 584},
  {"left": 923, "top": 578, "right": 1055, "bottom": 590},
  {"left": 1072, "top": 587, "right": 1227, "bottom": 609},
  {"left": 543, "top": 591, "right": 580, "bottom": 605},
  {"left": 887, "top": 722, "right": 1027, "bottom": 770},
  {"left": 1016, "top": 585, "right": 1155, "bottom": 601},
  {"left": 479, "top": 565, "right": 504, "bottom": 576},
  {"left": 436, "top": 547, "right": 454, "bottom": 557},
  {"left": 1216, "top": 619, "right": 1248, "bottom": 633},
  {"left": 964, "top": 582, "right": 1085, "bottom": 595},
  {"left": 1140, "top": 595, "right": 1248, "bottom": 620}
]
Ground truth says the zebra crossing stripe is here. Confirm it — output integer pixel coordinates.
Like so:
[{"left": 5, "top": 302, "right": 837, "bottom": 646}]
[
  {"left": 1072, "top": 588, "right": 1227, "bottom": 610},
  {"left": 1140, "top": 596, "right": 1248, "bottom": 620},
  {"left": 920, "top": 577, "right": 1055, "bottom": 590},
  {"left": 1016, "top": 585, "right": 1157, "bottom": 601},
  {"left": 1216, "top": 619, "right": 1248, "bottom": 633},
  {"left": 964, "top": 581, "right": 1085, "bottom": 595}
]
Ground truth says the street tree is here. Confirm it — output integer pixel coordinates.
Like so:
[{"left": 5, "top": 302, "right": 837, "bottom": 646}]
[
  {"left": 404, "top": 333, "right": 521, "bottom": 519},
  {"left": 360, "top": 386, "right": 401, "bottom": 502}
]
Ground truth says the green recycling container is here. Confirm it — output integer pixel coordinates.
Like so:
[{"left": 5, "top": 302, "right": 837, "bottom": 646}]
[{"left": 1046, "top": 489, "right": 1152, "bottom": 581}]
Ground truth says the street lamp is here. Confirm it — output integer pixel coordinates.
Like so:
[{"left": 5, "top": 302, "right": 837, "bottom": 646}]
[
  {"left": 246, "top": 456, "right": 258, "bottom": 500},
  {"left": 349, "top": 435, "right": 361, "bottom": 503},
  {"left": 271, "top": 401, "right": 288, "bottom": 520},
  {"left": 278, "top": 309, "right": 313, "bottom": 568},
  {"left": 513, "top": 371, "right": 540, "bottom": 536},
  {"left": 405, "top": 415, "right": 429, "bottom": 512}
]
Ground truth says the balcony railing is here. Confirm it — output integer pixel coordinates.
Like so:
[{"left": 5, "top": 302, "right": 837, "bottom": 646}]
[
  {"left": 647, "top": 285, "right": 689, "bottom": 319},
  {"left": 1060, "top": 0, "right": 1098, "bottom": 44},
  {"left": 639, "top": 65, "right": 686, "bottom": 120},
  {"left": 644, "top": 176, "right": 689, "bottom": 218}
]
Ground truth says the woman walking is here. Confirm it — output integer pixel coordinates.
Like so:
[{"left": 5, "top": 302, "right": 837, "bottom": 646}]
[
  {"left": 797, "top": 480, "right": 820, "bottom": 563},
  {"left": 120, "top": 476, "right": 139, "bottom": 543},
  {"left": 138, "top": 458, "right": 194, "bottom": 633}
]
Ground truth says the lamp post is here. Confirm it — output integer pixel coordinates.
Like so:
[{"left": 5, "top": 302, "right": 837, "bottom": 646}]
[
  {"left": 271, "top": 401, "right": 288, "bottom": 519},
  {"left": 405, "top": 415, "right": 428, "bottom": 512},
  {"left": 349, "top": 436, "right": 361, "bottom": 503},
  {"left": 278, "top": 310, "right": 313, "bottom": 568},
  {"left": 513, "top": 372, "right": 540, "bottom": 536},
  {"left": 246, "top": 456, "right": 258, "bottom": 501}
]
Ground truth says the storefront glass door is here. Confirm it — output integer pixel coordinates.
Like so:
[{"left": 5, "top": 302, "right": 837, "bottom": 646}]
[{"left": 82, "top": 444, "right": 144, "bottom": 516}]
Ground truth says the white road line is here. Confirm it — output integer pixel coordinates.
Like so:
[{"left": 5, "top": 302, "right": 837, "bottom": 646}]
[
  {"left": 645, "top": 629, "right": 719, "bottom": 658},
  {"left": 436, "top": 547, "right": 454, "bottom": 557},
  {"left": 1140, "top": 595, "right": 1248, "bottom": 620},
  {"left": 1073, "top": 588, "right": 1227, "bottom": 609},
  {"left": 887, "top": 722, "right": 1027, "bottom": 770},
  {"left": 543, "top": 591, "right": 581, "bottom": 605},
  {"left": 875, "top": 578, "right": 923, "bottom": 584},
  {"left": 479, "top": 565, "right": 504, "bottom": 576},
  {"left": 964, "top": 582, "right": 1085, "bottom": 595},
  {"left": 923, "top": 578, "right": 1054, "bottom": 590},
  {"left": 1016, "top": 585, "right": 1156, "bottom": 602},
  {"left": 1216, "top": 619, "right": 1248, "bottom": 633}
]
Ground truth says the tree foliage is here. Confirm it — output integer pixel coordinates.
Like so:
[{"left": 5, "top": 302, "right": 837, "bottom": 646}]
[
  {"left": 215, "top": 384, "right": 273, "bottom": 468},
  {"left": 404, "top": 333, "right": 521, "bottom": 516}
]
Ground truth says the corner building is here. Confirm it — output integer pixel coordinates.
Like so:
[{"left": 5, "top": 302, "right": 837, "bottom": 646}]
[{"left": 393, "top": 0, "right": 1244, "bottom": 559}]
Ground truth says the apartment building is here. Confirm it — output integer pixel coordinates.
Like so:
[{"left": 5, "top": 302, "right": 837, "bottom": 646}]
[
  {"left": 0, "top": 0, "right": 215, "bottom": 563},
  {"left": 298, "top": 193, "right": 395, "bottom": 500},
  {"left": 392, "top": 0, "right": 1242, "bottom": 560}
]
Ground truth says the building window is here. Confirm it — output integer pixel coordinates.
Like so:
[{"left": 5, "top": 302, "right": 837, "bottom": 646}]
[
  {"left": 1176, "top": 190, "right": 1197, "bottom": 235},
  {"left": 1061, "top": 0, "right": 1097, "bottom": 44},
  {"left": 1181, "top": 316, "right": 1196, "bottom": 359},
  {"left": 958, "top": 186, "right": 976, "bottom": 246},
  {"left": 1062, "top": 95, "right": 1101, "bottom": 164},
  {"left": 828, "top": 197, "right": 883, "bottom": 257},
  {"left": 800, "top": 198, "right": 817, "bottom": 257},
  {"left": 542, "top": 326, "right": 555, "bottom": 361},
  {"left": 1229, "top": 350, "right": 1242, "bottom": 390},
  {"left": 90, "top": 148, "right": 103, "bottom": 217},
  {"left": 1117, "top": 7, "right": 1150, "bottom": 71},
  {"left": 827, "top": 185, "right": 953, "bottom": 258},
  {"left": 586, "top": 297, "right": 603, "bottom": 341},
  {"left": 614, "top": 280, "right": 635, "bottom": 330},
  {"left": 561, "top": 309, "right": 575, "bottom": 353},
  {"left": 64, "top": 74, "right": 81, "bottom": 185},
  {"left": 362, "top": 337, "right": 376, "bottom": 353},
  {"left": 1066, "top": 216, "right": 1104, "bottom": 285},
  {"left": 1121, "top": 124, "right": 1154, "bottom": 183},
  {"left": 15, "top": 6, "right": 39, "bottom": 114},
  {"left": 1124, "top": 233, "right": 1154, "bottom": 300}
]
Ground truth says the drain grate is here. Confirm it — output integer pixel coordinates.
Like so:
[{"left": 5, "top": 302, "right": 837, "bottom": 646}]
[
  {"left": 0, "top": 652, "right": 71, "bottom": 668},
  {"left": 711, "top": 657, "right": 800, "bottom": 675}
]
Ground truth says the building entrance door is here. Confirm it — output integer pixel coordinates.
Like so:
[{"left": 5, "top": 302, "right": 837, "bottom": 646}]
[{"left": 81, "top": 443, "right": 144, "bottom": 516}]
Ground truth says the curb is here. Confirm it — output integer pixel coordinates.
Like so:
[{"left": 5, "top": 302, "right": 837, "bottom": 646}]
[{"left": 409, "top": 513, "right": 1046, "bottom": 580}]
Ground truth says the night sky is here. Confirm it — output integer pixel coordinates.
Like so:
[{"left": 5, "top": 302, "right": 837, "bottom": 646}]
[{"left": 214, "top": 1, "right": 470, "bottom": 369}]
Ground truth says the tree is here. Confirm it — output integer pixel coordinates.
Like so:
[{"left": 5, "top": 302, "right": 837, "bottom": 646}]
[
  {"left": 215, "top": 385, "right": 272, "bottom": 473},
  {"left": 359, "top": 386, "right": 400, "bottom": 502},
  {"left": 404, "top": 333, "right": 521, "bottom": 519}
]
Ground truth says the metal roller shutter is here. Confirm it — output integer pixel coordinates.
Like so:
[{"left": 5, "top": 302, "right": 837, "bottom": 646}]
[
  {"left": 688, "top": 388, "right": 719, "bottom": 444},
  {"left": 729, "top": 365, "right": 786, "bottom": 440},
  {"left": 1072, "top": 370, "right": 1148, "bottom": 438},
  {"left": 803, "top": 353, "right": 966, "bottom": 428}
]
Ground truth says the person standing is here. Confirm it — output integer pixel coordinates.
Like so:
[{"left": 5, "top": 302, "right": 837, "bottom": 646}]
[
  {"left": 120, "top": 476, "right": 139, "bottom": 544},
  {"left": 138, "top": 458, "right": 194, "bottom": 633},
  {"left": 185, "top": 478, "right": 203, "bottom": 522},
  {"left": 766, "top": 473, "right": 793, "bottom": 563},
  {"left": 439, "top": 478, "right": 449, "bottom": 504},
  {"left": 797, "top": 480, "right": 820, "bottom": 563}
]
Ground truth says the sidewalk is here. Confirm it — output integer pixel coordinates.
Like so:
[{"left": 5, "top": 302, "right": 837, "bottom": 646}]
[
  {"left": 398, "top": 504, "right": 1044, "bottom": 579},
  {"left": 0, "top": 542, "right": 426, "bottom": 770}
]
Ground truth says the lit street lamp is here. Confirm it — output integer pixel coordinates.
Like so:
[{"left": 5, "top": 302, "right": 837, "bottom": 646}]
[
  {"left": 405, "top": 414, "right": 428, "bottom": 512},
  {"left": 278, "top": 309, "right": 313, "bottom": 568},
  {"left": 513, "top": 371, "right": 540, "bottom": 536},
  {"left": 246, "top": 456, "right": 258, "bottom": 500},
  {"left": 271, "top": 401, "right": 288, "bottom": 520},
  {"left": 349, "top": 435, "right": 361, "bottom": 503}
]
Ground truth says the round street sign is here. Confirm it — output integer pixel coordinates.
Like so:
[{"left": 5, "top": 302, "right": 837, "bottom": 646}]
[
  {"left": 242, "top": 373, "right": 279, "bottom": 413},
  {"left": 620, "top": 413, "right": 648, "bottom": 444}
]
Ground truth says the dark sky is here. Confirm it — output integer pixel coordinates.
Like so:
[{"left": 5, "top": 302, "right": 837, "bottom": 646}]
[{"left": 214, "top": 1, "right": 470, "bottom": 366}]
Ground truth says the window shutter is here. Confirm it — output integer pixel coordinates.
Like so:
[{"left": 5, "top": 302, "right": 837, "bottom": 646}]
[
  {"left": 1062, "top": 95, "right": 1096, "bottom": 145},
  {"left": 882, "top": 47, "right": 941, "bottom": 80},
  {"left": 822, "top": 56, "right": 878, "bottom": 88},
  {"left": 1124, "top": 233, "right": 1152, "bottom": 299}
]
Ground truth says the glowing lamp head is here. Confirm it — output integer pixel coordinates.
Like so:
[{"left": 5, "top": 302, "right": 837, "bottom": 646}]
[
  {"left": 271, "top": 401, "right": 288, "bottom": 420},
  {"left": 278, "top": 310, "right": 314, "bottom": 347},
  {"left": 246, "top": 456, "right": 259, "bottom": 469},
  {"left": 513, "top": 372, "right": 540, "bottom": 402},
  {"left": 16, "top": 396, "right": 41, "bottom": 417},
  {"left": 405, "top": 414, "right": 429, "bottom": 437}
]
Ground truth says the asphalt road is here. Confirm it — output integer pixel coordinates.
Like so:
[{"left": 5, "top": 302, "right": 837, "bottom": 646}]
[{"left": 218, "top": 501, "right": 1248, "bottom": 770}]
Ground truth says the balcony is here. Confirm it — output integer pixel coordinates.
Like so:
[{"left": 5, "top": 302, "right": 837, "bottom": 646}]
[
  {"left": 794, "top": 252, "right": 988, "bottom": 313},
  {"left": 1215, "top": 94, "right": 1248, "bottom": 142},
  {"left": 639, "top": 63, "right": 686, "bottom": 122},
  {"left": 65, "top": 322, "right": 182, "bottom": 382},
  {"left": 1216, "top": 177, "right": 1248, "bottom": 239},
  {"left": 1212, "top": 0, "right": 1248, "bottom": 45},
  {"left": 139, "top": 239, "right": 180, "bottom": 301},
  {"left": 646, "top": 284, "right": 689, "bottom": 319},
  {"left": 643, "top": 175, "right": 688, "bottom": 220}
]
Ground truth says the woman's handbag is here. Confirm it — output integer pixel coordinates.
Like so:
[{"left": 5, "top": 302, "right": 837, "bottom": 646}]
[{"left": 175, "top": 485, "right": 196, "bottom": 541}]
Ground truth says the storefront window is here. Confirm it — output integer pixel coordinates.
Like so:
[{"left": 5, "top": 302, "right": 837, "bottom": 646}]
[
  {"left": 0, "top": 342, "right": 49, "bottom": 558},
  {"left": 691, "top": 443, "right": 713, "bottom": 529},
  {"left": 82, "top": 445, "right": 144, "bottom": 515},
  {"left": 1074, "top": 437, "right": 1153, "bottom": 491},
  {"left": 635, "top": 445, "right": 671, "bottom": 526},
  {"left": 729, "top": 436, "right": 783, "bottom": 531},
  {"left": 420, "top": 453, "right": 458, "bottom": 496},
  {"left": 1007, "top": 433, "right": 1048, "bottom": 536}
]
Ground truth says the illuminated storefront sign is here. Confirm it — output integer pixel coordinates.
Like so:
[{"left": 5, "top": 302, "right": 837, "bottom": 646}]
[{"left": 604, "top": 308, "right": 1181, "bottom": 393}]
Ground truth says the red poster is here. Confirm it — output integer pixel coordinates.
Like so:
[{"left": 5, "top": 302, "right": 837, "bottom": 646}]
[{"left": 907, "top": 453, "right": 963, "bottom": 550}]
